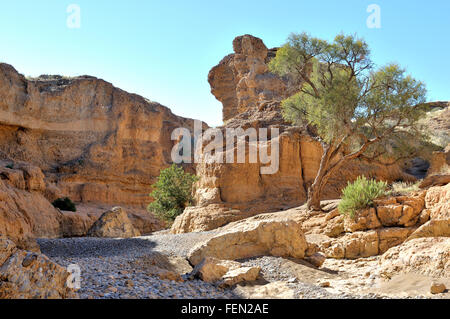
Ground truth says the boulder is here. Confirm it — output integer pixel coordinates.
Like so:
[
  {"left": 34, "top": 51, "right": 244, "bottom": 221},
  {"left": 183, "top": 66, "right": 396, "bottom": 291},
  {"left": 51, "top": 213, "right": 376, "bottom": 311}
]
[
  {"left": 344, "top": 208, "right": 381, "bottom": 232},
  {"left": 379, "top": 237, "right": 450, "bottom": 278},
  {"left": 87, "top": 207, "right": 141, "bottom": 238},
  {"left": 425, "top": 183, "right": 449, "bottom": 220},
  {"left": 131, "top": 253, "right": 193, "bottom": 283},
  {"left": 375, "top": 192, "right": 425, "bottom": 227},
  {"left": 420, "top": 174, "right": 450, "bottom": 189},
  {"left": 306, "top": 227, "right": 415, "bottom": 260},
  {"left": 0, "top": 238, "right": 77, "bottom": 299},
  {"left": 190, "top": 257, "right": 260, "bottom": 287},
  {"left": 407, "top": 219, "right": 450, "bottom": 240},
  {"left": 171, "top": 205, "right": 254, "bottom": 234},
  {"left": 430, "top": 282, "right": 447, "bottom": 294},
  {"left": 0, "top": 177, "right": 63, "bottom": 251},
  {"left": 188, "top": 214, "right": 307, "bottom": 265}
]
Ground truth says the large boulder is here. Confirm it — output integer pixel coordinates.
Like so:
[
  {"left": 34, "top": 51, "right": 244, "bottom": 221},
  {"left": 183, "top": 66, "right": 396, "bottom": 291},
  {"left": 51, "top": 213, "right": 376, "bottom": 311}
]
[
  {"left": 425, "top": 183, "right": 449, "bottom": 220},
  {"left": 190, "top": 257, "right": 260, "bottom": 287},
  {"left": 187, "top": 213, "right": 307, "bottom": 265},
  {"left": 379, "top": 237, "right": 450, "bottom": 278},
  {"left": 0, "top": 169, "right": 64, "bottom": 251},
  {"left": 181, "top": 35, "right": 416, "bottom": 232},
  {"left": 61, "top": 204, "right": 164, "bottom": 237},
  {"left": 408, "top": 219, "right": 450, "bottom": 240},
  {"left": 87, "top": 207, "right": 141, "bottom": 238},
  {"left": 0, "top": 238, "right": 77, "bottom": 299},
  {"left": 171, "top": 205, "right": 254, "bottom": 234},
  {"left": 0, "top": 63, "right": 204, "bottom": 208}
]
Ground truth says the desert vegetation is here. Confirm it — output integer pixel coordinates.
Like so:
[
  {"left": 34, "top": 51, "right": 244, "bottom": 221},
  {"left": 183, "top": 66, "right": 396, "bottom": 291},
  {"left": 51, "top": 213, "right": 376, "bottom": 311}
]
[
  {"left": 148, "top": 164, "right": 199, "bottom": 223},
  {"left": 338, "top": 176, "right": 388, "bottom": 218},
  {"left": 52, "top": 197, "right": 77, "bottom": 212},
  {"left": 269, "top": 32, "right": 429, "bottom": 211}
]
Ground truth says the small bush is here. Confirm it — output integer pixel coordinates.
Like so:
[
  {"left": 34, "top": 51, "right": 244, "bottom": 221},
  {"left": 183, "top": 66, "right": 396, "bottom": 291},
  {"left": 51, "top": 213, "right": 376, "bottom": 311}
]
[
  {"left": 52, "top": 197, "right": 77, "bottom": 212},
  {"left": 6, "top": 164, "right": 14, "bottom": 169},
  {"left": 338, "top": 176, "right": 388, "bottom": 218},
  {"left": 148, "top": 164, "right": 199, "bottom": 223}
]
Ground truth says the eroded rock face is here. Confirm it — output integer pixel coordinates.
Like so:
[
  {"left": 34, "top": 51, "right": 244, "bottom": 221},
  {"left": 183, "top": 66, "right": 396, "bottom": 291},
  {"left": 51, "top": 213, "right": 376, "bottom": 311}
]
[
  {"left": 188, "top": 213, "right": 307, "bottom": 266},
  {"left": 87, "top": 207, "right": 141, "bottom": 238},
  {"left": 379, "top": 237, "right": 450, "bottom": 278},
  {"left": 0, "top": 165, "right": 64, "bottom": 251},
  {"left": 425, "top": 183, "right": 449, "bottom": 220},
  {"left": 0, "top": 63, "right": 203, "bottom": 208},
  {"left": 0, "top": 238, "right": 77, "bottom": 299},
  {"left": 208, "top": 35, "right": 291, "bottom": 122}
]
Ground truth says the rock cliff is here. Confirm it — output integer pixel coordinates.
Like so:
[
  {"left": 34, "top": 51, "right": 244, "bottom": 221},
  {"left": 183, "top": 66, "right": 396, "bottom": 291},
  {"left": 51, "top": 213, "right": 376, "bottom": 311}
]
[{"left": 0, "top": 63, "right": 204, "bottom": 208}]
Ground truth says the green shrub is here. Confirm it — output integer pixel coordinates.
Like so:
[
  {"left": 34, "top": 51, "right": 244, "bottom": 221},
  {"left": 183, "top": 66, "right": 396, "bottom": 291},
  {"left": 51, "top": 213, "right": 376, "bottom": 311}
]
[
  {"left": 52, "top": 197, "right": 77, "bottom": 212},
  {"left": 338, "top": 176, "right": 388, "bottom": 218},
  {"left": 147, "top": 164, "right": 199, "bottom": 223},
  {"left": 6, "top": 163, "right": 14, "bottom": 169}
]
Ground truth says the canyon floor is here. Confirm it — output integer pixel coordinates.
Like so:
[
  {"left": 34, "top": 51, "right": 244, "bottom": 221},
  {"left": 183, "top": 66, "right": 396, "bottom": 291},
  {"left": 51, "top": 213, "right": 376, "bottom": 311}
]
[{"left": 38, "top": 230, "right": 450, "bottom": 299}]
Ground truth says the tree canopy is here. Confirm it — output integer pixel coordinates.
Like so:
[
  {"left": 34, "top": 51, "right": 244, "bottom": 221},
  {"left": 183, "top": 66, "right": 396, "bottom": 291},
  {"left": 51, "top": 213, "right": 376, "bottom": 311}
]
[{"left": 269, "top": 32, "right": 429, "bottom": 210}]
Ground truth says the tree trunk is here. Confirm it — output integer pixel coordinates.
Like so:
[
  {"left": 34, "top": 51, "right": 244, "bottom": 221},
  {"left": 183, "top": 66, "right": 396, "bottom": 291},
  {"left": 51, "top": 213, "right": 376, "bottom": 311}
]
[
  {"left": 307, "top": 182, "right": 323, "bottom": 211},
  {"left": 306, "top": 144, "right": 332, "bottom": 211}
]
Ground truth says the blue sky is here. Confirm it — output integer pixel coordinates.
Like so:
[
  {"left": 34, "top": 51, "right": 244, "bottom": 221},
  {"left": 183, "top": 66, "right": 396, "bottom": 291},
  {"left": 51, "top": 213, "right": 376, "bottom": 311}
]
[{"left": 1, "top": 0, "right": 449, "bottom": 126}]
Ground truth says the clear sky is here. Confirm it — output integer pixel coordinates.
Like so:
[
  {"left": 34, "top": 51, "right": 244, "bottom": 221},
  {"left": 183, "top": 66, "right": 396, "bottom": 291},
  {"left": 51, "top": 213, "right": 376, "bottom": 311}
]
[{"left": 1, "top": 0, "right": 449, "bottom": 126}]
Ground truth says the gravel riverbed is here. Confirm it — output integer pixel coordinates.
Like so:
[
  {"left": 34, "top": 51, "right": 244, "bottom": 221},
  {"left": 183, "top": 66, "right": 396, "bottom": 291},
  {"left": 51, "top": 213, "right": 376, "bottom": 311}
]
[{"left": 38, "top": 232, "right": 387, "bottom": 299}]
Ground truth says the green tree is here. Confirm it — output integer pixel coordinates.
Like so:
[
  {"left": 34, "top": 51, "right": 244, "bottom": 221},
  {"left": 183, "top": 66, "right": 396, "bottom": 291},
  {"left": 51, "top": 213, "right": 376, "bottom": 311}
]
[
  {"left": 269, "top": 32, "right": 428, "bottom": 211},
  {"left": 148, "top": 164, "right": 199, "bottom": 222},
  {"left": 338, "top": 176, "right": 388, "bottom": 218}
]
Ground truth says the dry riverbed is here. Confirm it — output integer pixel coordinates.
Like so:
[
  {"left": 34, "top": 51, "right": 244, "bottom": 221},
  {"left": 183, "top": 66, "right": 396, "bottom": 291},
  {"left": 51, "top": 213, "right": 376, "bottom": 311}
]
[{"left": 38, "top": 231, "right": 449, "bottom": 299}]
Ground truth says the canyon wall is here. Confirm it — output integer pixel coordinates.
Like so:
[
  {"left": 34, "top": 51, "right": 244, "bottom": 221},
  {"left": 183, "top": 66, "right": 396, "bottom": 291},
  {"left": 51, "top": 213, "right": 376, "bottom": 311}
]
[{"left": 0, "top": 63, "right": 204, "bottom": 208}]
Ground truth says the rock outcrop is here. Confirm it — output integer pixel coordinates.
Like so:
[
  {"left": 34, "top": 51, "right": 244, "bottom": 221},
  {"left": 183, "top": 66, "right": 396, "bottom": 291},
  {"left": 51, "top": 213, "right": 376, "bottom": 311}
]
[
  {"left": 0, "top": 238, "right": 77, "bottom": 299},
  {"left": 87, "top": 207, "right": 141, "bottom": 238},
  {"left": 208, "top": 35, "right": 292, "bottom": 122},
  {"left": 190, "top": 257, "right": 261, "bottom": 287},
  {"left": 187, "top": 212, "right": 307, "bottom": 266},
  {"left": 177, "top": 35, "right": 416, "bottom": 232},
  {"left": 0, "top": 163, "right": 63, "bottom": 250},
  {"left": 379, "top": 237, "right": 450, "bottom": 278}
]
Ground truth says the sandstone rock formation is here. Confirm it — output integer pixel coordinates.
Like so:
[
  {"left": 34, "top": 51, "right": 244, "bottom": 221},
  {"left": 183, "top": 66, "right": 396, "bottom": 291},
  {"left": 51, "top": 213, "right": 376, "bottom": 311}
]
[
  {"left": 187, "top": 212, "right": 307, "bottom": 265},
  {"left": 132, "top": 252, "right": 193, "bottom": 282},
  {"left": 190, "top": 257, "right": 260, "bottom": 287},
  {"left": 0, "top": 63, "right": 204, "bottom": 208},
  {"left": 424, "top": 182, "right": 449, "bottom": 220},
  {"left": 178, "top": 35, "right": 417, "bottom": 232},
  {"left": 233, "top": 281, "right": 296, "bottom": 299},
  {"left": 61, "top": 204, "right": 163, "bottom": 238},
  {"left": 379, "top": 237, "right": 449, "bottom": 278},
  {"left": 0, "top": 238, "right": 77, "bottom": 298},
  {"left": 0, "top": 163, "right": 63, "bottom": 250},
  {"left": 171, "top": 204, "right": 254, "bottom": 234},
  {"left": 87, "top": 207, "right": 141, "bottom": 238},
  {"left": 208, "top": 35, "right": 292, "bottom": 122}
]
